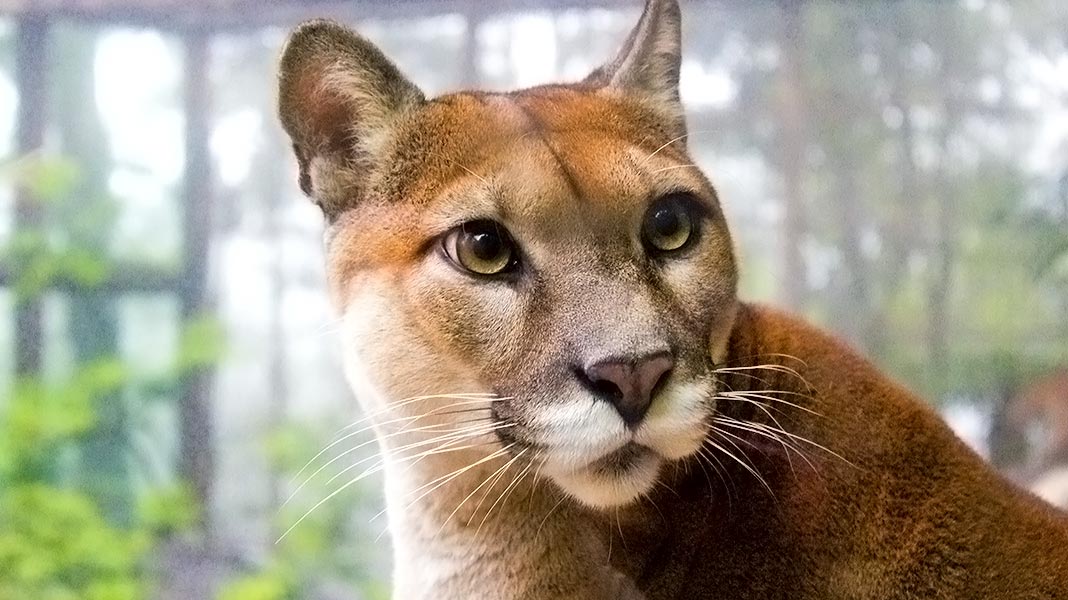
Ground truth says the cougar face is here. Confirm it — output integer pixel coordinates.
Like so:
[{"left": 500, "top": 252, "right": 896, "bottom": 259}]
[{"left": 280, "top": 1, "right": 738, "bottom": 508}]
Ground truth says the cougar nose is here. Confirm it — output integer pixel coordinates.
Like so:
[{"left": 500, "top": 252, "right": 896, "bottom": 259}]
[{"left": 580, "top": 352, "right": 674, "bottom": 426}]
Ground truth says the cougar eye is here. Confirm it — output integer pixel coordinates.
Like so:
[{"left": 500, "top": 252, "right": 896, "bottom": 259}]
[
  {"left": 642, "top": 194, "right": 698, "bottom": 254},
  {"left": 442, "top": 220, "right": 518, "bottom": 276}
]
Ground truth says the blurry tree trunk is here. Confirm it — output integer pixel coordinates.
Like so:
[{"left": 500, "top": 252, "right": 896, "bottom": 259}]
[
  {"left": 867, "top": 10, "right": 920, "bottom": 359},
  {"left": 836, "top": 151, "right": 870, "bottom": 348},
  {"left": 830, "top": 21, "right": 870, "bottom": 350},
  {"left": 926, "top": 14, "right": 963, "bottom": 399},
  {"left": 989, "top": 375, "right": 1027, "bottom": 470},
  {"left": 53, "top": 26, "right": 131, "bottom": 523},
  {"left": 262, "top": 122, "right": 288, "bottom": 520},
  {"left": 460, "top": 2, "right": 485, "bottom": 87},
  {"left": 1060, "top": 173, "right": 1068, "bottom": 354},
  {"left": 13, "top": 15, "right": 48, "bottom": 377},
  {"left": 776, "top": 0, "right": 808, "bottom": 310},
  {"left": 180, "top": 30, "right": 217, "bottom": 537}
]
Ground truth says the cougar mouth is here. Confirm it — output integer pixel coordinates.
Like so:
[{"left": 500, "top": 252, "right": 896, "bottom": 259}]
[
  {"left": 551, "top": 442, "right": 663, "bottom": 508},
  {"left": 589, "top": 442, "right": 653, "bottom": 476}
]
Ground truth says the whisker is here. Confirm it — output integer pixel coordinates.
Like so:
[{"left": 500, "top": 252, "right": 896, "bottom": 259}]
[
  {"left": 713, "top": 417, "right": 815, "bottom": 475},
  {"left": 717, "top": 390, "right": 822, "bottom": 417},
  {"left": 649, "top": 163, "right": 700, "bottom": 175},
  {"left": 455, "top": 161, "right": 489, "bottom": 186},
  {"left": 615, "top": 509, "right": 628, "bottom": 553},
  {"left": 692, "top": 447, "right": 723, "bottom": 506},
  {"left": 282, "top": 423, "right": 512, "bottom": 537},
  {"left": 394, "top": 445, "right": 518, "bottom": 519},
  {"left": 526, "top": 454, "right": 550, "bottom": 513},
  {"left": 714, "top": 416, "right": 853, "bottom": 468},
  {"left": 385, "top": 422, "right": 513, "bottom": 459},
  {"left": 715, "top": 392, "right": 790, "bottom": 423},
  {"left": 437, "top": 450, "right": 520, "bottom": 537},
  {"left": 696, "top": 445, "right": 735, "bottom": 513},
  {"left": 283, "top": 418, "right": 495, "bottom": 507},
  {"left": 716, "top": 352, "right": 809, "bottom": 368},
  {"left": 646, "top": 486, "right": 669, "bottom": 523},
  {"left": 468, "top": 449, "right": 524, "bottom": 527},
  {"left": 641, "top": 132, "right": 690, "bottom": 163},
  {"left": 335, "top": 394, "right": 505, "bottom": 437},
  {"left": 476, "top": 452, "right": 532, "bottom": 537},
  {"left": 322, "top": 422, "right": 511, "bottom": 489},
  {"left": 706, "top": 433, "right": 776, "bottom": 500},
  {"left": 534, "top": 490, "right": 568, "bottom": 542},
  {"left": 276, "top": 462, "right": 383, "bottom": 544},
  {"left": 289, "top": 395, "right": 505, "bottom": 487},
  {"left": 713, "top": 363, "right": 814, "bottom": 391}
]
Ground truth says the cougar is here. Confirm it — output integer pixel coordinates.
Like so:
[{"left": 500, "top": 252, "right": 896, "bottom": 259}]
[{"left": 276, "top": 0, "right": 1068, "bottom": 597}]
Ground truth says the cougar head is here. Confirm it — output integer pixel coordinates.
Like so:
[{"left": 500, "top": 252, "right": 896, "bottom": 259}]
[{"left": 278, "top": 0, "right": 738, "bottom": 508}]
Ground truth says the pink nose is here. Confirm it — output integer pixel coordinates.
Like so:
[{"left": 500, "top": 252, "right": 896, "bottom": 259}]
[{"left": 581, "top": 352, "right": 674, "bottom": 426}]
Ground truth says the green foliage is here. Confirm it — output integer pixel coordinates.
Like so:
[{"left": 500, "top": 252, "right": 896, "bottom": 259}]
[
  {"left": 1, "top": 155, "right": 82, "bottom": 204},
  {"left": 0, "top": 375, "right": 157, "bottom": 598},
  {"left": 0, "top": 485, "right": 149, "bottom": 600},
  {"left": 0, "top": 154, "right": 212, "bottom": 598},
  {"left": 0, "top": 156, "right": 112, "bottom": 303},
  {"left": 217, "top": 572, "right": 293, "bottom": 600},
  {"left": 176, "top": 316, "right": 228, "bottom": 372},
  {"left": 215, "top": 423, "right": 388, "bottom": 599},
  {"left": 0, "top": 356, "right": 201, "bottom": 599},
  {"left": 138, "top": 484, "right": 200, "bottom": 538},
  {"left": 0, "top": 360, "right": 124, "bottom": 481}
]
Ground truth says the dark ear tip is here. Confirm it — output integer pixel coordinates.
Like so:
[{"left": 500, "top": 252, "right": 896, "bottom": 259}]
[
  {"left": 280, "top": 19, "right": 353, "bottom": 67},
  {"left": 289, "top": 18, "right": 350, "bottom": 40}
]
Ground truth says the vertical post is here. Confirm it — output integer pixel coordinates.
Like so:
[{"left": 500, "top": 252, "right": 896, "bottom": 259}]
[
  {"left": 1060, "top": 173, "right": 1068, "bottom": 358},
  {"left": 179, "top": 29, "right": 216, "bottom": 536},
  {"left": 13, "top": 15, "right": 49, "bottom": 377},
  {"left": 461, "top": 2, "right": 484, "bottom": 87},
  {"left": 776, "top": 0, "right": 807, "bottom": 310},
  {"left": 54, "top": 25, "right": 129, "bottom": 522},
  {"left": 263, "top": 121, "right": 288, "bottom": 519}
]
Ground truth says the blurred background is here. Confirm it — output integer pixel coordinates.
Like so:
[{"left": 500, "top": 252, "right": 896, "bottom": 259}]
[{"left": 0, "top": 0, "right": 1065, "bottom": 598}]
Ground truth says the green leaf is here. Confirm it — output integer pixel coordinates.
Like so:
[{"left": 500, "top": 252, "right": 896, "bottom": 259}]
[
  {"left": 1, "top": 155, "right": 83, "bottom": 204},
  {"left": 216, "top": 572, "right": 294, "bottom": 600},
  {"left": 176, "top": 316, "right": 227, "bottom": 371}
]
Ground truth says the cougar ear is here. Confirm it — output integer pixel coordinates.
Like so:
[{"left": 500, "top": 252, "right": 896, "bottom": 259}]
[
  {"left": 585, "top": 0, "right": 684, "bottom": 134},
  {"left": 278, "top": 20, "right": 424, "bottom": 217}
]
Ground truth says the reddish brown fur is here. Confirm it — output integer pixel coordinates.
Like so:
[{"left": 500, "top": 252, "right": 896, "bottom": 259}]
[
  {"left": 277, "top": 3, "right": 1068, "bottom": 597},
  {"left": 603, "top": 304, "right": 1068, "bottom": 598},
  {"left": 1010, "top": 368, "right": 1068, "bottom": 468}
]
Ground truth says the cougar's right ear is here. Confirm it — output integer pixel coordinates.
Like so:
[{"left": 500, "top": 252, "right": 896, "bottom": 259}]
[
  {"left": 584, "top": 0, "right": 685, "bottom": 138},
  {"left": 278, "top": 20, "right": 424, "bottom": 218}
]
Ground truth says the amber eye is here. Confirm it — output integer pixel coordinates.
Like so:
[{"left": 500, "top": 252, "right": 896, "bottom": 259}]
[
  {"left": 642, "top": 195, "right": 697, "bottom": 253},
  {"left": 443, "top": 220, "right": 518, "bottom": 276}
]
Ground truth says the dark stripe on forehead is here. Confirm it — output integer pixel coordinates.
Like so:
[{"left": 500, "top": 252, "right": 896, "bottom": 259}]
[{"left": 498, "top": 93, "right": 587, "bottom": 205}]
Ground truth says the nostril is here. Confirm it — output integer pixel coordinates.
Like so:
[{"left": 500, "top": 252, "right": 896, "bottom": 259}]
[
  {"left": 651, "top": 365, "right": 673, "bottom": 398},
  {"left": 577, "top": 352, "right": 673, "bottom": 426},
  {"left": 573, "top": 366, "right": 624, "bottom": 403},
  {"left": 591, "top": 379, "right": 624, "bottom": 403}
]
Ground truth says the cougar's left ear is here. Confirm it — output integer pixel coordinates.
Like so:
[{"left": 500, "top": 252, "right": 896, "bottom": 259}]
[
  {"left": 585, "top": 0, "right": 685, "bottom": 136},
  {"left": 278, "top": 20, "right": 425, "bottom": 219}
]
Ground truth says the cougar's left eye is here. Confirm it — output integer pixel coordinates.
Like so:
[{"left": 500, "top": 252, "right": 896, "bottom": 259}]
[
  {"left": 442, "top": 220, "right": 519, "bottom": 276},
  {"left": 642, "top": 194, "right": 699, "bottom": 254}
]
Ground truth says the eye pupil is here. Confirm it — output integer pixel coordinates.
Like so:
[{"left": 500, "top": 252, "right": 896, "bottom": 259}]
[
  {"left": 469, "top": 231, "right": 503, "bottom": 261},
  {"left": 445, "top": 220, "right": 518, "bottom": 276},
  {"left": 642, "top": 195, "right": 698, "bottom": 254},
  {"left": 651, "top": 208, "right": 680, "bottom": 237}
]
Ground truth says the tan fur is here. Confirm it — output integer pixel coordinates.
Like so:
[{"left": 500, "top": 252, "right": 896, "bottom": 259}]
[{"left": 277, "top": 1, "right": 1068, "bottom": 598}]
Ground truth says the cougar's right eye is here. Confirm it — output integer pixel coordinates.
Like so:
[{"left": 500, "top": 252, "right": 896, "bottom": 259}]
[
  {"left": 442, "top": 220, "right": 519, "bottom": 277},
  {"left": 641, "top": 193, "right": 704, "bottom": 256}
]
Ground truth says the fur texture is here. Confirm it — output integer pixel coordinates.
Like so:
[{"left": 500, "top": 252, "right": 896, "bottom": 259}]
[{"left": 276, "top": 1, "right": 1068, "bottom": 597}]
